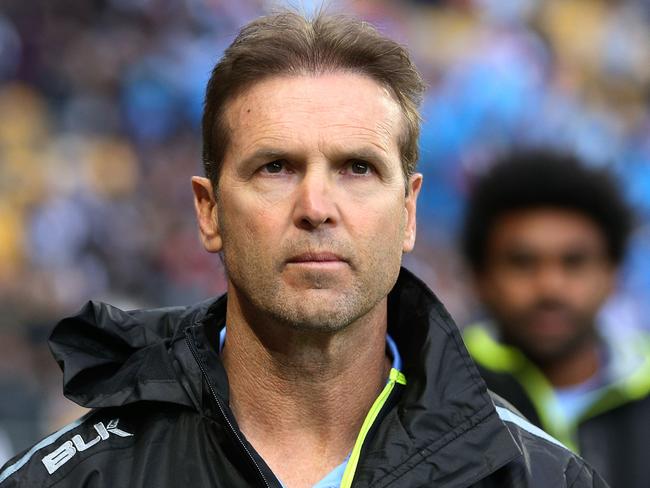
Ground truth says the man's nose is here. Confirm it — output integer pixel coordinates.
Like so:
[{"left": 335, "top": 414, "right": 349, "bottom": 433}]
[
  {"left": 535, "top": 263, "right": 567, "bottom": 296},
  {"left": 292, "top": 170, "right": 338, "bottom": 230}
]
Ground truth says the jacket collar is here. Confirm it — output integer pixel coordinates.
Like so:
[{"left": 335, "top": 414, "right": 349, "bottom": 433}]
[
  {"left": 178, "top": 267, "right": 522, "bottom": 484},
  {"left": 351, "top": 268, "right": 521, "bottom": 485},
  {"left": 50, "top": 267, "right": 520, "bottom": 484}
]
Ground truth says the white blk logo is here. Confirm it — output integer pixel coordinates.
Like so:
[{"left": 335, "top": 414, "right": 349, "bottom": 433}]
[{"left": 42, "top": 419, "right": 133, "bottom": 474}]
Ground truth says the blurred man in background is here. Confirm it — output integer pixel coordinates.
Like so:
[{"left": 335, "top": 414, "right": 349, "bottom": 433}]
[
  {"left": 462, "top": 150, "right": 649, "bottom": 487},
  {"left": 0, "top": 12, "right": 607, "bottom": 488}
]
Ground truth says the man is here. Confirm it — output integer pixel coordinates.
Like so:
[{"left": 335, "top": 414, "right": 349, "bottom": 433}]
[
  {"left": 462, "top": 150, "right": 649, "bottom": 487},
  {"left": 1, "top": 13, "right": 605, "bottom": 488}
]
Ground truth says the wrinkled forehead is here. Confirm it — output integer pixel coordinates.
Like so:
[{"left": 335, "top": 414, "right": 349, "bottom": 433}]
[{"left": 222, "top": 72, "right": 407, "bottom": 151}]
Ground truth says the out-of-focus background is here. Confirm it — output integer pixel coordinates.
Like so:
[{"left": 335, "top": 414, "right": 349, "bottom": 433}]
[{"left": 1, "top": 0, "right": 650, "bottom": 462}]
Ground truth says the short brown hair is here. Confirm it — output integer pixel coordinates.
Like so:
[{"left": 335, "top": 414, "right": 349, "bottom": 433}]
[{"left": 202, "top": 11, "right": 426, "bottom": 188}]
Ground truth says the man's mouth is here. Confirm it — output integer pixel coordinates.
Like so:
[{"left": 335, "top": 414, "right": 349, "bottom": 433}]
[
  {"left": 286, "top": 252, "right": 347, "bottom": 264},
  {"left": 524, "top": 305, "right": 575, "bottom": 334}
]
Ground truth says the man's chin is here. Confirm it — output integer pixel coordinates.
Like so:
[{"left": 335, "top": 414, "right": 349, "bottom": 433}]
[
  {"left": 282, "top": 265, "right": 351, "bottom": 290},
  {"left": 268, "top": 288, "right": 373, "bottom": 332},
  {"left": 272, "top": 308, "right": 355, "bottom": 333},
  {"left": 517, "top": 333, "right": 587, "bottom": 365}
]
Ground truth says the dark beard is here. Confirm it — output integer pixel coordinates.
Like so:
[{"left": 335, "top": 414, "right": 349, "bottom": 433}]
[{"left": 498, "top": 298, "right": 598, "bottom": 366}]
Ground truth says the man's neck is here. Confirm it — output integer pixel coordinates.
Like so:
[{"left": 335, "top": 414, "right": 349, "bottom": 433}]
[{"left": 221, "top": 293, "right": 391, "bottom": 488}]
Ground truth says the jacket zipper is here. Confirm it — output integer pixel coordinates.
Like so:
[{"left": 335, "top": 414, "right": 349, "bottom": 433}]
[
  {"left": 184, "top": 331, "right": 273, "bottom": 488},
  {"left": 340, "top": 368, "right": 407, "bottom": 488}
]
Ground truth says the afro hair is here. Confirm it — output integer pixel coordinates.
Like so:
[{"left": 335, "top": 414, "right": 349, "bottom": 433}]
[{"left": 461, "top": 149, "right": 634, "bottom": 272}]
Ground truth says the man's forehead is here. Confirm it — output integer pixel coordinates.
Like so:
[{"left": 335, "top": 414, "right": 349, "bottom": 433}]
[
  {"left": 489, "top": 209, "right": 608, "bottom": 253},
  {"left": 223, "top": 72, "right": 405, "bottom": 140}
]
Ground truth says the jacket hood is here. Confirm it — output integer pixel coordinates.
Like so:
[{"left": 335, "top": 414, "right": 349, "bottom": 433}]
[{"left": 49, "top": 298, "right": 217, "bottom": 409}]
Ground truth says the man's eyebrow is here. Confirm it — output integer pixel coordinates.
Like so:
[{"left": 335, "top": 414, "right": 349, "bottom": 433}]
[
  {"left": 328, "top": 146, "right": 391, "bottom": 164},
  {"left": 239, "top": 146, "right": 391, "bottom": 167},
  {"left": 245, "top": 148, "right": 291, "bottom": 162},
  {"left": 341, "top": 148, "right": 385, "bottom": 161},
  {"left": 237, "top": 148, "right": 292, "bottom": 170}
]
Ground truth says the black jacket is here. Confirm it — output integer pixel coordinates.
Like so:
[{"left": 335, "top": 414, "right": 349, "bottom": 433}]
[
  {"left": 0, "top": 269, "right": 607, "bottom": 487},
  {"left": 464, "top": 323, "right": 650, "bottom": 488}
]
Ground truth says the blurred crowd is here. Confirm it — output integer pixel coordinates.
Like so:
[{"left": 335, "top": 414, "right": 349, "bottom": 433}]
[{"left": 1, "top": 0, "right": 650, "bottom": 462}]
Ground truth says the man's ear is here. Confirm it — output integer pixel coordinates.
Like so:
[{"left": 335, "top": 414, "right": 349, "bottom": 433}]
[
  {"left": 192, "top": 176, "right": 222, "bottom": 253},
  {"left": 403, "top": 173, "right": 423, "bottom": 253}
]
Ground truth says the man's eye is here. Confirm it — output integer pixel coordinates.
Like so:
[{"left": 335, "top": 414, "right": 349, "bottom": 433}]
[
  {"left": 350, "top": 161, "right": 371, "bottom": 175},
  {"left": 263, "top": 160, "right": 286, "bottom": 174},
  {"left": 562, "top": 252, "right": 590, "bottom": 271},
  {"left": 504, "top": 252, "right": 537, "bottom": 271}
]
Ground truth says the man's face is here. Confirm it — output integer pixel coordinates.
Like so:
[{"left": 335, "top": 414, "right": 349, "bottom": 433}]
[
  {"left": 475, "top": 208, "right": 616, "bottom": 364},
  {"left": 193, "top": 73, "right": 421, "bottom": 331}
]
